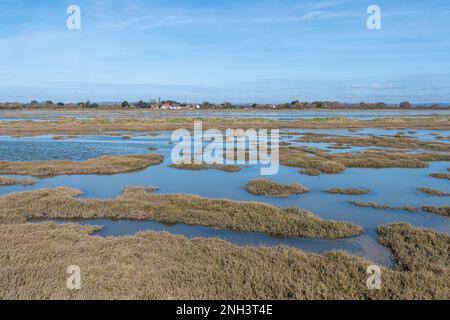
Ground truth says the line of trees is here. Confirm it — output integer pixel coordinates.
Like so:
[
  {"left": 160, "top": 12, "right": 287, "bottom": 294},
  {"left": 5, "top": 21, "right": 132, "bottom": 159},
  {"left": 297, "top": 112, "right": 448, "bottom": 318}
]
[{"left": 1, "top": 100, "right": 449, "bottom": 110}]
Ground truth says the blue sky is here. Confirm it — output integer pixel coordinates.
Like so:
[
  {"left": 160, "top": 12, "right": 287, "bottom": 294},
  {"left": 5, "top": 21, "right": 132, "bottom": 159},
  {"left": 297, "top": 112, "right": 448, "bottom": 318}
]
[{"left": 0, "top": 0, "right": 449, "bottom": 103}]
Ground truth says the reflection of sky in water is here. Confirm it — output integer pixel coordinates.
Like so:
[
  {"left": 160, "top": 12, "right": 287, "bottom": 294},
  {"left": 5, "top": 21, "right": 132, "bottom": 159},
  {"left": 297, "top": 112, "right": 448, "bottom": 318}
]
[{"left": 2, "top": 129, "right": 450, "bottom": 266}]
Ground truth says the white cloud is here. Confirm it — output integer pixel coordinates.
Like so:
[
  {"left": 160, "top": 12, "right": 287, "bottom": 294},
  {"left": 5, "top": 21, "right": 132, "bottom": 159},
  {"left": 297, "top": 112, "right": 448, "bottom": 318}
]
[{"left": 350, "top": 84, "right": 407, "bottom": 90}]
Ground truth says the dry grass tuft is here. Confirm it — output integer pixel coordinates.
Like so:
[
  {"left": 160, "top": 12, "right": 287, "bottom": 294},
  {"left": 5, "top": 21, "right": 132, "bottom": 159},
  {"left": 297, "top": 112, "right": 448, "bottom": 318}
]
[
  {"left": 300, "top": 168, "right": 321, "bottom": 176},
  {"left": 280, "top": 146, "right": 450, "bottom": 174},
  {"left": 422, "top": 206, "right": 450, "bottom": 217},
  {"left": 0, "top": 176, "right": 36, "bottom": 186},
  {"left": 325, "top": 188, "right": 369, "bottom": 195},
  {"left": 0, "top": 187, "right": 361, "bottom": 239},
  {"left": 0, "top": 154, "right": 163, "bottom": 178},
  {"left": 349, "top": 201, "right": 391, "bottom": 209},
  {"left": 1, "top": 116, "right": 450, "bottom": 137},
  {"left": 378, "top": 223, "right": 450, "bottom": 274},
  {"left": 297, "top": 132, "right": 450, "bottom": 152},
  {"left": 430, "top": 173, "right": 450, "bottom": 181},
  {"left": 349, "top": 201, "right": 419, "bottom": 212},
  {"left": 170, "top": 162, "right": 241, "bottom": 172},
  {"left": 417, "top": 187, "right": 450, "bottom": 196},
  {"left": 245, "top": 179, "right": 309, "bottom": 197},
  {"left": 0, "top": 222, "right": 449, "bottom": 299}
]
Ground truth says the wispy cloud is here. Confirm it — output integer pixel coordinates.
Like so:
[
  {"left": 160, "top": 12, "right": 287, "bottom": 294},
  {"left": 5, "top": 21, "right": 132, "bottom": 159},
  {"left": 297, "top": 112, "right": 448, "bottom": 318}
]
[
  {"left": 350, "top": 84, "right": 407, "bottom": 91},
  {"left": 293, "top": 1, "right": 341, "bottom": 11}
]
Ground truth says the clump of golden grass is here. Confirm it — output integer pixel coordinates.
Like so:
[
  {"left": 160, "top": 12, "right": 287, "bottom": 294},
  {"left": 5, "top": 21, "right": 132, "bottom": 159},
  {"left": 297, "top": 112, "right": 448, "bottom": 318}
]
[
  {"left": 326, "top": 188, "right": 369, "bottom": 195},
  {"left": 349, "top": 201, "right": 391, "bottom": 209},
  {"left": 297, "top": 132, "right": 450, "bottom": 152},
  {"left": 422, "top": 206, "right": 450, "bottom": 217},
  {"left": 300, "top": 168, "right": 321, "bottom": 176},
  {"left": 0, "top": 187, "right": 361, "bottom": 239},
  {"left": 378, "top": 223, "right": 450, "bottom": 274},
  {"left": 280, "top": 147, "right": 345, "bottom": 174},
  {"left": 170, "top": 163, "right": 241, "bottom": 172},
  {"left": 245, "top": 179, "right": 309, "bottom": 197},
  {"left": 0, "top": 222, "right": 449, "bottom": 299},
  {"left": 0, "top": 176, "right": 36, "bottom": 186},
  {"left": 327, "top": 144, "right": 351, "bottom": 150},
  {"left": 52, "top": 135, "right": 79, "bottom": 140},
  {"left": 280, "top": 146, "right": 450, "bottom": 174},
  {"left": 349, "top": 201, "right": 419, "bottom": 212},
  {"left": 430, "top": 173, "right": 450, "bottom": 181},
  {"left": 0, "top": 154, "right": 163, "bottom": 178},
  {"left": 417, "top": 187, "right": 450, "bottom": 196}
]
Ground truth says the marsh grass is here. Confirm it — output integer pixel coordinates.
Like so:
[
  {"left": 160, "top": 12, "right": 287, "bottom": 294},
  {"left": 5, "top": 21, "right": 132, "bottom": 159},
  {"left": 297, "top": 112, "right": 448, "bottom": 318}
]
[
  {"left": 349, "top": 201, "right": 418, "bottom": 212},
  {"left": 245, "top": 179, "right": 309, "bottom": 197},
  {"left": 0, "top": 222, "right": 448, "bottom": 299},
  {"left": 430, "top": 173, "right": 450, "bottom": 181},
  {"left": 422, "top": 206, "right": 450, "bottom": 217},
  {"left": 297, "top": 133, "right": 450, "bottom": 152},
  {"left": 300, "top": 168, "right": 321, "bottom": 176},
  {"left": 349, "top": 201, "right": 446, "bottom": 214},
  {"left": 170, "top": 163, "right": 241, "bottom": 172},
  {"left": 378, "top": 223, "right": 450, "bottom": 274},
  {"left": 0, "top": 177, "right": 36, "bottom": 186},
  {"left": 0, "top": 187, "right": 361, "bottom": 239},
  {"left": 325, "top": 188, "right": 369, "bottom": 195},
  {"left": 0, "top": 154, "right": 163, "bottom": 178},
  {"left": 1, "top": 116, "right": 450, "bottom": 136},
  {"left": 280, "top": 146, "right": 450, "bottom": 174},
  {"left": 417, "top": 187, "right": 450, "bottom": 196},
  {"left": 349, "top": 201, "right": 391, "bottom": 209}
]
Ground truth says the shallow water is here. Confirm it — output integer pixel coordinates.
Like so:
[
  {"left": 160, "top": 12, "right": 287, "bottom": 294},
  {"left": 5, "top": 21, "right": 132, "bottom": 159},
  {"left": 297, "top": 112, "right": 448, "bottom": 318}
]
[{"left": 1, "top": 130, "right": 449, "bottom": 266}]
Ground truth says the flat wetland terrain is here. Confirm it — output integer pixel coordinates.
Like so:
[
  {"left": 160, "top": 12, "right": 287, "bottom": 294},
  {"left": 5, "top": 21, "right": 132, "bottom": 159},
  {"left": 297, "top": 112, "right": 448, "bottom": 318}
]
[{"left": 0, "top": 108, "right": 449, "bottom": 299}]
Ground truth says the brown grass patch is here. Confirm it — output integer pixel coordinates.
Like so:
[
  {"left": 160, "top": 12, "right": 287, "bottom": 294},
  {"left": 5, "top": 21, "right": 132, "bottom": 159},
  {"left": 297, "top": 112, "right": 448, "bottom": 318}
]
[
  {"left": 326, "top": 188, "right": 369, "bottom": 195},
  {"left": 0, "top": 187, "right": 361, "bottom": 239},
  {"left": 0, "top": 176, "right": 36, "bottom": 186},
  {"left": 297, "top": 133, "right": 450, "bottom": 152},
  {"left": 245, "top": 179, "right": 309, "bottom": 197},
  {"left": 422, "top": 206, "right": 450, "bottom": 217},
  {"left": 417, "top": 187, "right": 450, "bottom": 196},
  {"left": 430, "top": 173, "right": 450, "bottom": 181},
  {"left": 0, "top": 154, "right": 163, "bottom": 178},
  {"left": 1, "top": 117, "right": 450, "bottom": 136},
  {"left": 280, "top": 146, "right": 450, "bottom": 174},
  {"left": 349, "top": 201, "right": 419, "bottom": 212},
  {"left": 378, "top": 223, "right": 450, "bottom": 274},
  {"left": 300, "top": 168, "right": 321, "bottom": 176},
  {"left": 170, "top": 163, "right": 241, "bottom": 172},
  {"left": 349, "top": 201, "right": 391, "bottom": 209},
  {"left": 0, "top": 222, "right": 448, "bottom": 299}
]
